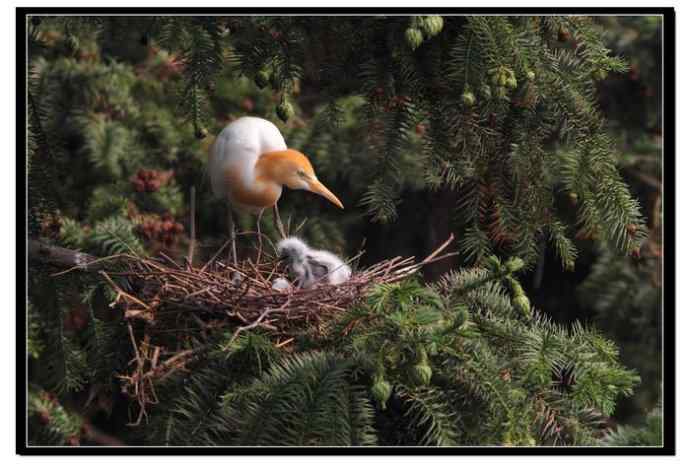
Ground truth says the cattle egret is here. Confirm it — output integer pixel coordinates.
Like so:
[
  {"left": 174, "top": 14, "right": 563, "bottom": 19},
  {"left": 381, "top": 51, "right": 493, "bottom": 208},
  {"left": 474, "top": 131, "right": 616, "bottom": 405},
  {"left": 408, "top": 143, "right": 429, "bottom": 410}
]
[{"left": 208, "top": 117, "right": 343, "bottom": 263}]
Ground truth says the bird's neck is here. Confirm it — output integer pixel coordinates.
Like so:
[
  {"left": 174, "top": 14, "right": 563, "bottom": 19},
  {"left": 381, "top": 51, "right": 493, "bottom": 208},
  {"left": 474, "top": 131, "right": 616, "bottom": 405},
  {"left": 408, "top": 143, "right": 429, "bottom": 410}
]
[{"left": 224, "top": 161, "right": 282, "bottom": 211}]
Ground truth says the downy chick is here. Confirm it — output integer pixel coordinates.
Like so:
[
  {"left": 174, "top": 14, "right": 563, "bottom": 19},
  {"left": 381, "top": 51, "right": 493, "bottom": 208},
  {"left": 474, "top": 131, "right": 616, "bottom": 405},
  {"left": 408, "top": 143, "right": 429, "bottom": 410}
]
[
  {"left": 305, "top": 248, "right": 352, "bottom": 286},
  {"left": 276, "top": 237, "right": 351, "bottom": 288},
  {"left": 276, "top": 237, "right": 314, "bottom": 288}
]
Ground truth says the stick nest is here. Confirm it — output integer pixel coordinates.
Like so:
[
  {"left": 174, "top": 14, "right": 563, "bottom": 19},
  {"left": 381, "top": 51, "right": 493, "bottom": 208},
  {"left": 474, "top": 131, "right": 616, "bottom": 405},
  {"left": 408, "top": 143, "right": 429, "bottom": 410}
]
[{"left": 95, "top": 235, "right": 455, "bottom": 425}]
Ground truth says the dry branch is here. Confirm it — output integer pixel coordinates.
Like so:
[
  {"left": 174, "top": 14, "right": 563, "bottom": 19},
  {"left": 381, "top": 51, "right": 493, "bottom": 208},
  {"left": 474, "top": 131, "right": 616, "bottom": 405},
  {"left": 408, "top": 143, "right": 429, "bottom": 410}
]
[{"left": 29, "top": 239, "right": 99, "bottom": 271}]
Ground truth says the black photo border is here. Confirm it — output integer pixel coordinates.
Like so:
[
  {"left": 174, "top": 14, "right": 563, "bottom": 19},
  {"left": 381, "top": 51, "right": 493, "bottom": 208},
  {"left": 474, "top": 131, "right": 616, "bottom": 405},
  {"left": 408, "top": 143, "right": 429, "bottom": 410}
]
[{"left": 16, "top": 6, "right": 676, "bottom": 456}]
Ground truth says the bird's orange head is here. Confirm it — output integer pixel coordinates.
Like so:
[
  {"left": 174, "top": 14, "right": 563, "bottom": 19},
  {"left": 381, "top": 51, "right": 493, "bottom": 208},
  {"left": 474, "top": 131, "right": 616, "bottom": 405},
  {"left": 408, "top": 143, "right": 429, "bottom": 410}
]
[{"left": 256, "top": 149, "right": 344, "bottom": 209}]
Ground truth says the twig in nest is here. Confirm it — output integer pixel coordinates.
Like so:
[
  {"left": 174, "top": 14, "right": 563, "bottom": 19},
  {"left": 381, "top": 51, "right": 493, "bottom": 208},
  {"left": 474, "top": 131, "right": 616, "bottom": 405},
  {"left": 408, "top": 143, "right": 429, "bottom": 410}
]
[
  {"left": 275, "top": 337, "right": 294, "bottom": 348},
  {"left": 201, "top": 239, "right": 231, "bottom": 272},
  {"left": 227, "top": 305, "right": 279, "bottom": 346}
]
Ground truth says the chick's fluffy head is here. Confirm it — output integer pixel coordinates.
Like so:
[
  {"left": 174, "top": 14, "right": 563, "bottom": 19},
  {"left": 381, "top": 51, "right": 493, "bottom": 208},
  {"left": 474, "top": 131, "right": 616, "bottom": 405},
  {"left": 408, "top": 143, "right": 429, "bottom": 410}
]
[{"left": 276, "top": 236, "right": 311, "bottom": 262}]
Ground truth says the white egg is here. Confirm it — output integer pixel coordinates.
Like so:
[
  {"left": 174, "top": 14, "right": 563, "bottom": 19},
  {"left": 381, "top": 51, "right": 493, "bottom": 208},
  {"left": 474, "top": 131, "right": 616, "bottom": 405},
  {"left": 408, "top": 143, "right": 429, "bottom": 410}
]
[{"left": 271, "top": 277, "right": 292, "bottom": 292}]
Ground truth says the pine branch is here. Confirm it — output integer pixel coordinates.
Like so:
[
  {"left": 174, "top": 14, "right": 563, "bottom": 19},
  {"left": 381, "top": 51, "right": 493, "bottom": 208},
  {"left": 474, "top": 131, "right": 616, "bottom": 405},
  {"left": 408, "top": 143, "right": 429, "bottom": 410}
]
[{"left": 28, "top": 239, "right": 99, "bottom": 271}]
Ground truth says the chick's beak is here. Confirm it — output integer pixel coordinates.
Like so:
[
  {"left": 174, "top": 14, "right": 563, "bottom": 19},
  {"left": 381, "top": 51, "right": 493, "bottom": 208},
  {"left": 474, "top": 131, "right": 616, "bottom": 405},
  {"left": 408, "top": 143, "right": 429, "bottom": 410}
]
[{"left": 308, "top": 178, "right": 344, "bottom": 209}]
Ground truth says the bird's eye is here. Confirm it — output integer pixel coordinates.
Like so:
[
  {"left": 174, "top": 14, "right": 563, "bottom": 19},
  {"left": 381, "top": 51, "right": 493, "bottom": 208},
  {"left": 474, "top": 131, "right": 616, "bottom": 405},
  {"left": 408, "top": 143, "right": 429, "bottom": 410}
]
[{"left": 296, "top": 169, "right": 306, "bottom": 177}]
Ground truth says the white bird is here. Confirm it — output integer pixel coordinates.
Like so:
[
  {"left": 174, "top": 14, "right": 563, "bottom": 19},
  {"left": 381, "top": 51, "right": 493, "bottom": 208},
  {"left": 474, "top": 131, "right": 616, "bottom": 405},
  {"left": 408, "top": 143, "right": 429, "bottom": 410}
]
[
  {"left": 208, "top": 117, "right": 344, "bottom": 264},
  {"left": 277, "top": 236, "right": 351, "bottom": 288}
]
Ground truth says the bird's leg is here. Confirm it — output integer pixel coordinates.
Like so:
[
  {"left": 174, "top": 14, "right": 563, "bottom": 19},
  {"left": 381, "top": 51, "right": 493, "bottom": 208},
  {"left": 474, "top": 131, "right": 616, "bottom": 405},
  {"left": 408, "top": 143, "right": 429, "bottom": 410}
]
[
  {"left": 273, "top": 203, "right": 287, "bottom": 239},
  {"left": 227, "top": 206, "right": 238, "bottom": 265},
  {"left": 256, "top": 208, "right": 265, "bottom": 263}
]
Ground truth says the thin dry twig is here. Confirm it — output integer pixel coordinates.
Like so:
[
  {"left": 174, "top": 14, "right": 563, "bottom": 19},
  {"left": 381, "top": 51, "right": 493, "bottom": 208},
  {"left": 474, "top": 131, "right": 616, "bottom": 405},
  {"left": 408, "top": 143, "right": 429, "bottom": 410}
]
[{"left": 187, "top": 186, "right": 196, "bottom": 266}]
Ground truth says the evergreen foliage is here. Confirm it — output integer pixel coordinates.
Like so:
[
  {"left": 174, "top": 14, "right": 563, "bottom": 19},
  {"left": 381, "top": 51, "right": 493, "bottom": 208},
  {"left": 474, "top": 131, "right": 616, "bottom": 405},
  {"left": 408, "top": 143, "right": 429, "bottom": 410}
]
[
  {"left": 601, "top": 402, "right": 662, "bottom": 446},
  {"left": 225, "top": 351, "right": 377, "bottom": 446},
  {"left": 28, "top": 387, "right": 83, "bottom": 446},
  {"left": 24, "top": 14, "right": 661, "bottom": 447},
  {"left": 577, "top": 15, "right": 663, "bottom": 423}
]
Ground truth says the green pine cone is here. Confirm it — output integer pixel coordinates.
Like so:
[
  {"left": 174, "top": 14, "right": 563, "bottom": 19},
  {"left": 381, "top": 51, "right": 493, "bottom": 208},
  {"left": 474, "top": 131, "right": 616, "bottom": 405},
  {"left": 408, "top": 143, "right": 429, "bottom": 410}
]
[
  {"left": 487, "top": 255, "right": 502, "bottom": 273},
  {"left": 506, "top": 71, "right": 518, "bottom": 89},
  {"left": 411, "top": 363, "right": 433, "bottom": 386},
  {"left": 504, "top": 257, "right": 525, "bottom": 273},
  {"left": 371, "top": 378, "right": 393, "bottom": 409},
  {"left": 420, "top": 16, "right": 444, "bottom": 37},
  {"left": 592, "top": 69, "right": 608, "bottom": 81},
  {"left": 513, "top": 294, "right": 531, "bottom": 318},
  {"left": 405, "top": 27, "right": 424, "bottom": 51},
  {"left": 254, "top": 69, "right": 271, "bottom": 89},
  {"left": 276, "top": 98, "right": 294, "bottom": 122},
  {"left": 462, "top": 89, "right": 476, "bottom": 107}
]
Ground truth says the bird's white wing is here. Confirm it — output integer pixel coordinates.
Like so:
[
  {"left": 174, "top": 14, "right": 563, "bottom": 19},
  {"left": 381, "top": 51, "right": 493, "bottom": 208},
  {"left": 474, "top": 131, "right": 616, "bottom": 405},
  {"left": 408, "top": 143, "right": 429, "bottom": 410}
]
[
  {"left": 208, "top": 134, "right": 245, "bottom": 198},
  {"left": 208, "top": 117, "right": 288, "bottom": 199},
  {"left": 248, "top": 117, "right": 288, "bottom": 154}
]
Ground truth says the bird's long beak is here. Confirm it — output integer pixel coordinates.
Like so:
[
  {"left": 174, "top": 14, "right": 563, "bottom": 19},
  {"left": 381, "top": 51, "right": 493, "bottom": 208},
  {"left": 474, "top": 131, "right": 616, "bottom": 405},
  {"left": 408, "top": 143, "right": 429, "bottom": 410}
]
[{"left": 308, "top": 179, "right": 344, "bottom": 209}]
